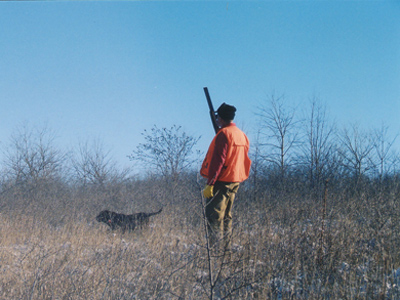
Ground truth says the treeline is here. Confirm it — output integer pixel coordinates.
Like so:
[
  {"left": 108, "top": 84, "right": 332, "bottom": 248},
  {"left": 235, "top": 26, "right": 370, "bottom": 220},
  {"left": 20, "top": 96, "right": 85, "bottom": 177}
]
[
  {"left": 0, "top": 96, "right": 399, "bottom": 221},
  {"left": 250, "top": 95, "right": 400, "bottom": 198}
]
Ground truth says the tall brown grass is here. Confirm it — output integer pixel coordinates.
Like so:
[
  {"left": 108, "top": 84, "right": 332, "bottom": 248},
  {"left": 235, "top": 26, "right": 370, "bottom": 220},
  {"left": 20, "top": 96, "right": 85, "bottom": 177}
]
[{"left": 0, "top": 177, "right": 399, "bottom": 299}]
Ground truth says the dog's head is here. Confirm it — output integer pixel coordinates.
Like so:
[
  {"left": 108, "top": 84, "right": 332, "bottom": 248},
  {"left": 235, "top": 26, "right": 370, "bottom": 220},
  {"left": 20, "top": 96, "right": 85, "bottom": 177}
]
[{"left": 96, "top": 210, "right": 113, "bottom": 224}]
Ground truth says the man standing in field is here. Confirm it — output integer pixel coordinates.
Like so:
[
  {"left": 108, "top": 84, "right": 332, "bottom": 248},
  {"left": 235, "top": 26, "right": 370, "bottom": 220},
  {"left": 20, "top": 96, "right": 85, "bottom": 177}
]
[{"left": 200, "top": 103, "right": 251, "bottom": 249}]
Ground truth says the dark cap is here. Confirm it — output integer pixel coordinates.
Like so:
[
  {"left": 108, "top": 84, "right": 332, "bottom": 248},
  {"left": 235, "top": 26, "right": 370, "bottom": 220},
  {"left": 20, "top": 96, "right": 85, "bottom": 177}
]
[{"left": 217, "top": 103, "right": 236, "bottom": 121}]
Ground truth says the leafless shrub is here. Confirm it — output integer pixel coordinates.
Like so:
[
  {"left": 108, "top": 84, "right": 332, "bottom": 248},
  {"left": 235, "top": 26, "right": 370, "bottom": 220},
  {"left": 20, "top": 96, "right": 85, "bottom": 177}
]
[
  {"left": 70, "top": 138, "right": 131, "bottom": 187},
  {"left": 300, "top": 98, "right": 336, "bottom": 191},
  {"left": 128, "top": 125, "right": 201, "bottom": 181},
  {"left": 337, "top": 123, "right": 376, "bottom": 183},
  {"left": 257, "top": 94, "right": 300, "bottom": 182},
  {"left": 2, "top": 123, "right": 66, "bottom": 185}
]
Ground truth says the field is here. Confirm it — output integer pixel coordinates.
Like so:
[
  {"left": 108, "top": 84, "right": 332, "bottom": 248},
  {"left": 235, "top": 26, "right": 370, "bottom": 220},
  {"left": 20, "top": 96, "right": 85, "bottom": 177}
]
[{"left": 0, "top": 176, "right": 400, "bottom": 300}]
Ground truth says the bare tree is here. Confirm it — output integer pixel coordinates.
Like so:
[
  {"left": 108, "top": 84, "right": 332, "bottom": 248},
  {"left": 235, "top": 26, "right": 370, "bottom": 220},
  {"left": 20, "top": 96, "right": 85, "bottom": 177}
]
[
  {"left": 70, "top": 139, "right": 130, "bottom": 186},
  {"left": 372, "top": 123, "right": 398, "bottom": 180},
  {"left": 249, "top": 129, "right": 263, "bottom": 201},
  {"left": 257, "top": 94, "right": 299, "bottom": 180},
  {"left": 337, "top": 123, "right": 375, "bottom": 181},
  {"left": 128, "top": 125, "right": 201, "bottom": 180},
  {"left": 301, "top": 98, "right": 336, "bottom": 188},
  {"left": 2, "top": 124, "right": 65, "bottom": 185}
]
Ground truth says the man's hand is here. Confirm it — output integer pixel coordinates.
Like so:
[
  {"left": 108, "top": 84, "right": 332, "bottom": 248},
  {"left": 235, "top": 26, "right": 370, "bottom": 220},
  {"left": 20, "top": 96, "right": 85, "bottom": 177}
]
[{"left": 203, "top": 184, "right": 214, "bottom": 198}]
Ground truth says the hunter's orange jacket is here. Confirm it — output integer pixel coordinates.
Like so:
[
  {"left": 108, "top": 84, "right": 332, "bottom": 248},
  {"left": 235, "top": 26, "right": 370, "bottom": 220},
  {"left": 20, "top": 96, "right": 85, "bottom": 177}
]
[{"left": 200, "top": 123, "right": 251, "bottom": 184}]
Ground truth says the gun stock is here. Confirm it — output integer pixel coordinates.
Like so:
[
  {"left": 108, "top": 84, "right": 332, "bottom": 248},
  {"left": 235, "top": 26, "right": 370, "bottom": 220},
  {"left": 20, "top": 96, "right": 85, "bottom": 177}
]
[{"left": 203, "top": 87, "right": 219, "bottom": 134}]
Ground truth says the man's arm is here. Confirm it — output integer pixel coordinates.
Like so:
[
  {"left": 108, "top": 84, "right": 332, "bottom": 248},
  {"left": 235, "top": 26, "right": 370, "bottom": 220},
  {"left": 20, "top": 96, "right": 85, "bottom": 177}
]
[{"left": 207, "top": 132, "right": 229, "bottom": 185}]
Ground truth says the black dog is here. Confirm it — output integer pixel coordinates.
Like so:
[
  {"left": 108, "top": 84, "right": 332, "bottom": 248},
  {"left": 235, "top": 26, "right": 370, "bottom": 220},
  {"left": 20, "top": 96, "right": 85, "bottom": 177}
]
[{"left": 96, "top": 208, "right": 162, "bottom": 233}]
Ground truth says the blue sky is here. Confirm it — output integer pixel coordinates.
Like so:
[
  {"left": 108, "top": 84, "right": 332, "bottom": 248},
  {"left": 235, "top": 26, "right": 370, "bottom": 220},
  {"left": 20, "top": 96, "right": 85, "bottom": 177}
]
[{"left": 0, "top": 1, "right": 399, "bottom": 170}]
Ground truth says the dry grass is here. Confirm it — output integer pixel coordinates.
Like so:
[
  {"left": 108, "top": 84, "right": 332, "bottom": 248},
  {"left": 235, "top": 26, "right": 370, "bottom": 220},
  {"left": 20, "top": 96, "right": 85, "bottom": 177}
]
[{"left": 0, "top": 184, "right": 400, "bottom": 299}]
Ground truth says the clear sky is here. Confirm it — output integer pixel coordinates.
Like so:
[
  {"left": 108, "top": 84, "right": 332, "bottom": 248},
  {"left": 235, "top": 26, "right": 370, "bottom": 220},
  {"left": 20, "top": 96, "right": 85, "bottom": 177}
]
[{"left": 1, "top": 1, "right": 399, "bottom": 170}]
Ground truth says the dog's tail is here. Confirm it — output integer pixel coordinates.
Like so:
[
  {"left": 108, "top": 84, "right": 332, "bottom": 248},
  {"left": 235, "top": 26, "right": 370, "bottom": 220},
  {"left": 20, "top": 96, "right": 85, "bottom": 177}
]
[{"left": 148, "top": 208, "right": 163, "bottom": 217}]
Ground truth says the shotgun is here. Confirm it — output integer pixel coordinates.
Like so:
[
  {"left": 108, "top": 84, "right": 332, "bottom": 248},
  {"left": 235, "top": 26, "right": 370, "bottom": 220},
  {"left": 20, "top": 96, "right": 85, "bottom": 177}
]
[{"left": 203, "top": 87, "right": 219, "bottom": 134}]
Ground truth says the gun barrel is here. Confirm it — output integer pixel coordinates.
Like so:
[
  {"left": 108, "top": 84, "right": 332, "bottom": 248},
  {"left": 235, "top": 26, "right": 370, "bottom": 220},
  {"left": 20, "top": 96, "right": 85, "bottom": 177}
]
[{"left": 203, "top": 87, "right": 219, "bottom": 134}]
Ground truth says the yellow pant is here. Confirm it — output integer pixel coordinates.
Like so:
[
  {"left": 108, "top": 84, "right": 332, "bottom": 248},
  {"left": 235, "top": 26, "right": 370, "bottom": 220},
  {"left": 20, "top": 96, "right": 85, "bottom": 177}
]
[{"left": 205, "top": 182, "right": 240, "bottom": 248}]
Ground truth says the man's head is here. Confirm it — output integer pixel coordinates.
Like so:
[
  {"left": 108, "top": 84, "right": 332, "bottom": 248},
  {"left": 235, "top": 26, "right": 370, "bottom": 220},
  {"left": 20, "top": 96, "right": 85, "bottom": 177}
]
[{"left": 217, "top": 103, "right": 236, "bottom": 122}]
